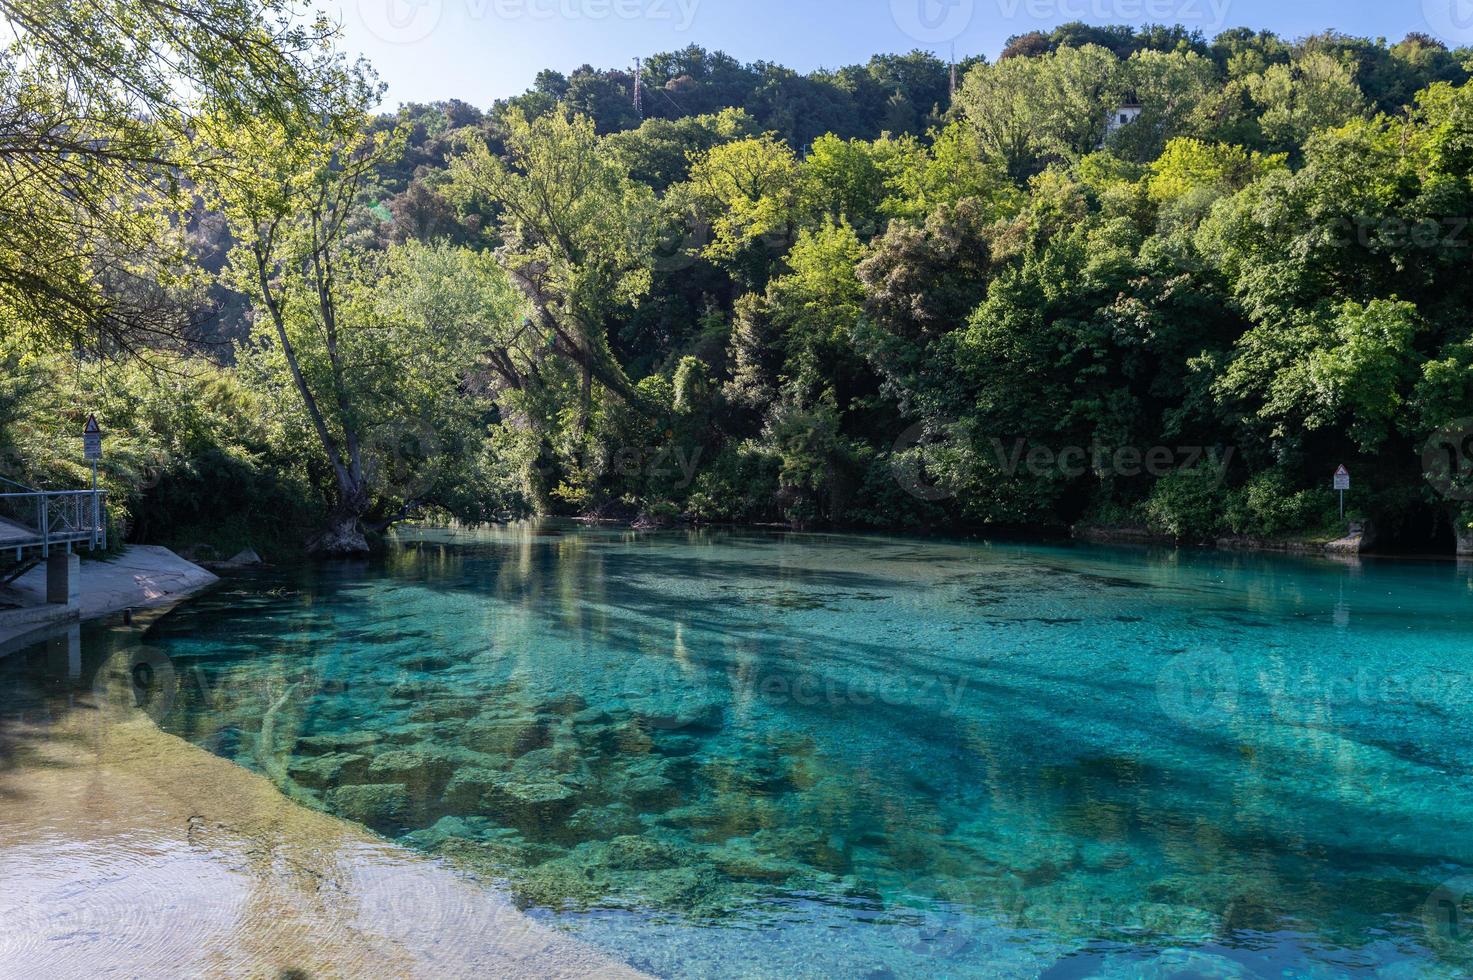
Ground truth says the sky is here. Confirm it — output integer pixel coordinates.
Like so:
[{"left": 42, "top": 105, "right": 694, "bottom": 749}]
[{"left": 326, "top": 0, "right": 1473, "bottom": 108}]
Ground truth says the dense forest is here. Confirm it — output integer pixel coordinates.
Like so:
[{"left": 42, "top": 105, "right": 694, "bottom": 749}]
[{"left": 5, "top": 7, "right": 1473, "bottom": 556}]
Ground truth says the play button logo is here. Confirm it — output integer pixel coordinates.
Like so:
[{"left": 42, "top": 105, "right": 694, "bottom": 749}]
[
  {"left": 1425, "top": 0, "right": 1473, "bottom": 42},
  {"left": 891, "top": 0, "right": 974, "bottom": 44}
]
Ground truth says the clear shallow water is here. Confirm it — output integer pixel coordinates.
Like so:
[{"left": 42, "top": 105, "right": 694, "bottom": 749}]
[{"left": 28, "top": 525, "right": 1473, "bottom": 976}]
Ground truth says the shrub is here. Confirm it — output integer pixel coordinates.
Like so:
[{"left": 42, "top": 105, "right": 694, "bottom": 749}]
[
  {"left": 1144, "top": 466, "right": 1228, "bottom": 542},
  {"left": 1225, "top": 469, "right": 1327, "bottom": 537}
]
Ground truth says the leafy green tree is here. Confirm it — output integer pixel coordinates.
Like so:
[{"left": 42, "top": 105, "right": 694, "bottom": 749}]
[
  {"left": 958, "top": 45, "right": 1127, "bottom": 181},
  {"left": 605, "top": 109, "right": 758, "bottom": 192},
  {"left": 682, "top": 133, "right": 801, "bottom": 286},
  {"left": 197, "top": 78, "right": 420, "bottom": 554},
  {"left": 449, "top": 110, "right": 661, "bottom": 431},
  {"left": 1110, "top": 50, "right": 1223, "bottom": 161},
  {"left": 1147, "top": 138, "right": 1285, "bottom": 204},
  {"left": 1246, "top": 50, "right": 1368, "bottom": 153},
  {"left": 0, "top": 0, "right": 337, "bottom": 351},
  {"left": 799, "top": 135, "right": 888, "bottom": 236},
  {"left": 877, "top": 124, "right": 1017, "bottom": 221}
]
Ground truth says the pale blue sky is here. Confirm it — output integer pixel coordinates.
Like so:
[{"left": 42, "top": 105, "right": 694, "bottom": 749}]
[{"left": 328, "top": 0, "right": 1473, "bottom": 108}]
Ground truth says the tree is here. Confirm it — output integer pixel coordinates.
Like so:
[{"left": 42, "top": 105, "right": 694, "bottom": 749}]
[
  {"left": 196, "top": 70, "right": 411, "bottom": 555},
  {"left": 0, "top": 0, "right": 337, "bottom": 351},
  {"left": 1247, "top": 50, "right": 1368, "bottom": 153},
  {"left": 448, "top": 109, "right": 661, "bottom": 434},
  {"left": 1147, "top": 138, "right": 1285, "bottom": 204},
  {"left": 799, "top": 135, "right": 887, "bottom": 237},
  {"left": 604, "top": 109, "right": 757, "bottom": 192},
  {"left": 957, "top": 45, "right": 1127, "bottom": 182},
  {"left": 1110, "top": 50, "right": 1223, "bottom": 162},
  {"left": 876, "top": 123, "right": 1017, "bottom": 222},
  {"left": 683, "top": 133, "right": 801, "bottom": 283}
]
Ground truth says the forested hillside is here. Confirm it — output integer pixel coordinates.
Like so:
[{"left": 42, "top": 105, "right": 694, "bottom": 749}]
[{"left": 6, "top": 15, "right": 1473, "bottom": 555}]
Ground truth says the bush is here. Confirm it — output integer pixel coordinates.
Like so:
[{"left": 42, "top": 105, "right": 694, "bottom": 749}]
[
  {"left": 1225, "top": 469, "right": 1328, "bottom": 538},
  {"left": 686, "top": 444, "right": 780, "bottom": 523},
  {"left": 1144, "top": 466, "right": 1228, "bottom": 542}
]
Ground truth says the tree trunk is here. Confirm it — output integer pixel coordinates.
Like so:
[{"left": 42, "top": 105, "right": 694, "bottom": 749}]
[{"left": 306, "top": 508, "right": 370, "bottom": 558}]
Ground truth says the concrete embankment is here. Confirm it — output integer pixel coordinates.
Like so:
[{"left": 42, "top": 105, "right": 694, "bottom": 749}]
[{"left": 0, "top": 545, "right": 219, "bottom": 650}]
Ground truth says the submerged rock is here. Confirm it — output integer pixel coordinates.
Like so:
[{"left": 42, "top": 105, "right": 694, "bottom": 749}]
[
  {"left": 331, "top": 783, "right": 409, "bottom": 828},
  {"left": 295, "top": 730, "right": 379, "bottom": 754},
  {"left": 442, "top": 767, "right": 581, "bottom": 828},
  {"left": 462, "top": 716, "right": 552, "bottom": 758},
  {"left": 408, "top": 698, "right": 480, "bottom": 723},
  {"left": 287, "top": 752, "right": 368, "bottom": 789},
  {"left": 628, "top": 698, "right": 725, "bottom": 733},
  {"left": 442, "top": 767, "right": 502, "bottom": 811},
  {"left": 708, "top": 838, "right": 808, "bottom": 882},
  {"left": 514, "top": 857, "right": 614, "bottom": 910},
  {"left": 436, "top": 832, "right": 546, "bottom": 876},
  {"left": 600, "top": 834, "right": 684, "bottom": 871},
  {"left": 608, "top": 754, "right": 685, "bottom": 807},
  {"left": 565, "top": 803, "right": 643, "bottom": 838},
  {"left": 1126, "top": 902, "right": 1220, "bottom": 941},
  {"left": 378, "top": 722, "right": 438, "bottom": 745},
  {"left": 631, "top": 864, "right": 726, "bottom": 911},
  {"left": 571, "top": 707, "right": 613, "bottom": 728},
  {"left": 537, "top": 694, "right": 589, "bottom": 717},
  {"left": 367, "top": 749, "right": 455, "bottom": 795}
]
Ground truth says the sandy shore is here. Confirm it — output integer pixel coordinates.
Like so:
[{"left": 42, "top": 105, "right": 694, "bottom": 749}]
[{"left": 0, "top": 645, "right": 648, "bottom": 979}]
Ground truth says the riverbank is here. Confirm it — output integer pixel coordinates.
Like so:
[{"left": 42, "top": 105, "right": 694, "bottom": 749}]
[
  {"left": 0, "top": 545, "right": 219, "bottom": 649},
  {"left": 0, "top": 633, "right": 648, "bottom": 979}
]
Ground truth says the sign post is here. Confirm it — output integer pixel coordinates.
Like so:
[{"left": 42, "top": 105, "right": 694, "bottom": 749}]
[
  {"left": 1333, "top": 465, "right": 1350, "bottom": 520},
  {"left": 83, "top": 414, "right": 103, "bottom": 549}
]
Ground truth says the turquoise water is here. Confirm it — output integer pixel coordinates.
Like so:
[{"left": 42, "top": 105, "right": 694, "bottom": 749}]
[{"left": 24, "top": 525, "right": 1473, "bottom": 976}]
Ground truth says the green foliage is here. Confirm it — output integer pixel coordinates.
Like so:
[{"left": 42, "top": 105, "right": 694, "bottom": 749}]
[
  {"left": 16, "top": 22, "right": 1473, "bottom": 554},
  {"left": 957, "top": 44, "right": 1127, "bottom": 182},
  {"left": 1144, "top": 466, "right": 1228, "bottom": 541},
  {"left": 0, "top": 348, "right": 318, "bottom": 556},
  {"left": 1225, "top": 469, "right": 1330, "bottom": 537},
  {"left": 0, "top": 0, "right": 347, "bottom": 352},
  {"left": 1147, "top": 138, "right": 1285, "bottom": 203}
]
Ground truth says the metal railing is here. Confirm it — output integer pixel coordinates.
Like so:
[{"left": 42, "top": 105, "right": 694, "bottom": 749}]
[{"left": 0, "top": 485, "right": 107, "bottom": 558}]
